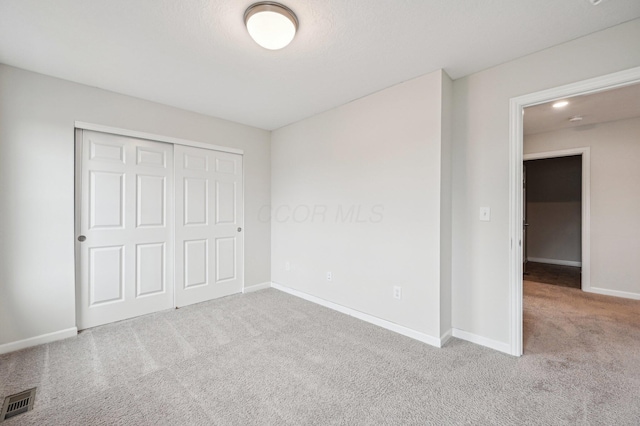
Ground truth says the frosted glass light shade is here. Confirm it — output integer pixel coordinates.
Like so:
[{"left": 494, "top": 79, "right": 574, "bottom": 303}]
[{"left": 244, "top": 3, "right": 298, "bottom": 50}]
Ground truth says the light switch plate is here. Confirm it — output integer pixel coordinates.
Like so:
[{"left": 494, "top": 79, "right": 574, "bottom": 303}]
[
  {"left": 479, "top": 207, "right": 491, "bottom": 221},
  {"left": 393, "top": 286, "right": 402, "bottom": 300}
]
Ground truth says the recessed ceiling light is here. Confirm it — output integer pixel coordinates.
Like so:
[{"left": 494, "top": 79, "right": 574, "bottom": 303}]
[
  {"left": 569, "top": 116, "right": 583, "bottom": 122},
  {"left": 552, "top": 101, "right": 569, "bottom": 108},
  {"left": 244, "top": 2, "right": 298, "bottom": 50}
]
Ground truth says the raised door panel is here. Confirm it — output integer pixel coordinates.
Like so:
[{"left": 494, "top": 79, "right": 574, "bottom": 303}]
[
  {"left": 215, "top": 237, "right": 236, "bottom": 282},
  {"left": 137, "top": 147, "right": 166, "bottom": 168},
  {"left": 184, "top": 178, "right": 208, "bottom": 226},
  {"left": 89, "top": 245, "right": 124, "bottom": 305},
  {"left": 184, "top": 152, "right": 208, "bottom": 171},
  {"left": 137, "top": 175, "right": 165, "bottom": 227},
  {"left": 215, "top": 158, "right": 236, "bottom": 174},
  {"left": 136, "top": 243, "right": 165, "bottom": 297},
  {"left": 90, "top": 140, "right": 125, "bottom": 163},
  {"left": 215, "top": 181, "right": 236, "bottom": 224},
  {"left": 90, "top": 172, "right": 125, "bottom": 229},
  {"left": 184, "top": 239, "right": 208, "bottom": 288}
]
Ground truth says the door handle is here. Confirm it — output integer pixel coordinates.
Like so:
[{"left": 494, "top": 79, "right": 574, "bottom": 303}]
[
  {"left": 78, "top": 235, "right": 87, "bottom": 242},
  {"left": 237, "top": 227, "right": 242, "bottom": 232}
]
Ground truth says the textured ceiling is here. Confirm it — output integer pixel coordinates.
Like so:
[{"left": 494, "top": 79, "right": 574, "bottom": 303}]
[
  {"left": 524, "top": 83, "right": 640, "bottom": 135},
  {"left": 1, "top": 1, "right": 639, "bottom": 130}
]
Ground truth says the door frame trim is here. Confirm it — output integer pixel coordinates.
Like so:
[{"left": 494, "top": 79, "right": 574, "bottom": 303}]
[
  {"left": 75, "top": 121, "right": 244, "bottom": 155},
  {"left": 508, "top": 65, "right": 640, "bottom": 356},
  {"left": 74, "top": 129, "right": 83, "bottom": 328},
  {"left": 523, "top": 148, "right": 591, "bottom": 292}
]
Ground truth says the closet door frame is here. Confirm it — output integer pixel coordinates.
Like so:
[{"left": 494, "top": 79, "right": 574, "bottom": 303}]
[{"left": 74, "top": 122, "right": 244, "bottom": 328}]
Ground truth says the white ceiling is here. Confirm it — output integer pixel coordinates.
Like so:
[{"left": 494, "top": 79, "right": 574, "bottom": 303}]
[
  {"left": 524, "top": 82, "right": 640, "bottom": 135},
  {"left": 1, "top": 1, "right": 639, "bottom": 130}
]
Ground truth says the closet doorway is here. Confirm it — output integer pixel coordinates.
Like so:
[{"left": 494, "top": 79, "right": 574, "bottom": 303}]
[
  {"left": 75, "top": 127, "right": 244, "bottom": 330},
  {"left": 523, "top": 154, "right": 583, "bottom": 289}
]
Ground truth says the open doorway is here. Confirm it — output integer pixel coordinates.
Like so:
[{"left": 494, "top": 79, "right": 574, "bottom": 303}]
[
  {"left": 523, "top": 155, "right": 582, "bottom": 289},
  {"left": 507, "top": 66, "right": 640, "bottom": 356}
]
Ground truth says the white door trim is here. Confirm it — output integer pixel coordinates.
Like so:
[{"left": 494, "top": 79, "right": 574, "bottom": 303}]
[
  {"left": 74, "top": 129, "right": 84, "bottom": 326},
  {"left": 75, "top": 121, "right": 244, "bottom": 155},
  {"left": 523, "top": 147, "right": 591, "bottom": 293},
  {"left": 508, "top": 65, "right": 640, "bottom": 357}
]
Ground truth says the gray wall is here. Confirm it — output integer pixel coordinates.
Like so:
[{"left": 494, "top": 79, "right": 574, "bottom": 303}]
[
  {"left": 271, "top": 70, "right": 452, "bottom": 341},
  {"left": 452, "top": 19, "right": 640, "bottom": 345},
  {"left": 525, "top": 117, "right": 640, "bottom": 298},
  {"left": 0, "top": 65, "right": 271, "bottom": 348},
  {"left": 525, "top": 156, "right": 582, "bottom": 265}
]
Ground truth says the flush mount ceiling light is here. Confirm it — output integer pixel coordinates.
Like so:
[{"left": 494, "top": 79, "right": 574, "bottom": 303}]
[
  {"left": 244, "top": 2, "right": 298, "bottom": 50},
  {"left": 552, "top": 100, "right": 569, "bottom": 108}
]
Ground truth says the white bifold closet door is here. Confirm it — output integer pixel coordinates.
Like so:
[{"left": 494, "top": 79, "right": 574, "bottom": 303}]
[
  {"left": 78, "top": 131, "right": 174, "bottom": 330},
  {"left": 174, "top": 145, "right": 244, "bottom": 307}
]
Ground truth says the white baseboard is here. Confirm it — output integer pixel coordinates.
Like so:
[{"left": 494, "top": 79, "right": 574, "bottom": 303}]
[
  {"left": 251, "top": 283, "right": 512, "bottom": 355},
  {"left": 584, "top": 286, "right": 640, "bottom": 300},
  {"left": 271, "top": 282, "right": 443, "bottom": 348},
  {"left": 0, "top": 327, "right": 78, "bottom": 355},
  {"left": 527, "top": 257, "right": 582, "bottom": 267},
  {"left": 451, "top": 328, "right": 511, "bottom": 355},
  {"left": 243, "top": 282, "right": 272, "bottom": 293}
]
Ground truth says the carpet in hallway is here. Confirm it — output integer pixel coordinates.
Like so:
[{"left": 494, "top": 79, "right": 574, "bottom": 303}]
[{"left": 524, "top": 261, "right": 581, "bottom": 289}]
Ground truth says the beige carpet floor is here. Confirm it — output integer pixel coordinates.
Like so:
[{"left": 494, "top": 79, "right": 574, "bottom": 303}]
[{"left": 1, "top": 284, "right": 639, "bottom": 425}]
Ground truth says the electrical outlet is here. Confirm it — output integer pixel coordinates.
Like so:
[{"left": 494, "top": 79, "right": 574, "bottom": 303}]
[
  {"left": 393, "top": 286, "right": 402, "bottom": 300},
  {"left": 285, "top": 261, "right": 290, "bottom": 271},
  {"left": 326, "top": 271, "right": 332, "bottom": 282}
]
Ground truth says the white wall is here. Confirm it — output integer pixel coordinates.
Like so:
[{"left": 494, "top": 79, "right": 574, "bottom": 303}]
[
  {"left": 452, "top": 19, "right": 640, "bottom": 346},
  {"left": 525, "top": 117, "right": 640, "bottom": 297},
  {"left": 271, "top": 70, "right": 452, "bottom": 341},
  {"left": 525, "top": 156, "right": 582, "bottom": 264},
  {"left": 0, "top": 65, "right": 271, "bottom": 348}
]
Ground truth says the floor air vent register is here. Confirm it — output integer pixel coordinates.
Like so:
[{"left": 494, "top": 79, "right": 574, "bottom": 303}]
[{"left": 0, "top": 388, "right": 36, "bottom": 422}]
